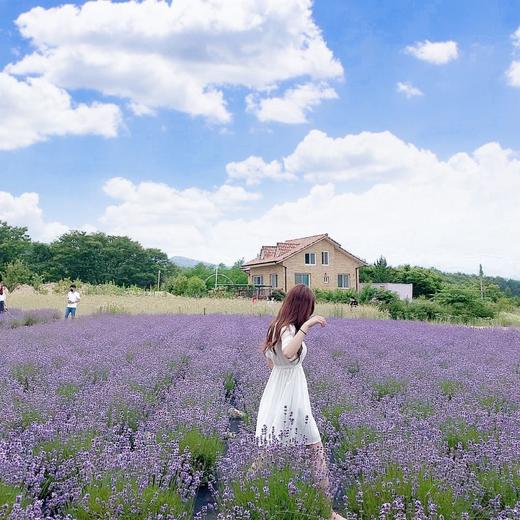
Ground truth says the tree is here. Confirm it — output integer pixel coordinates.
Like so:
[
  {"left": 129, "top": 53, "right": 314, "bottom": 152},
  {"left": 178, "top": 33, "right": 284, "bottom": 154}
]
[
  {"left": 185, "top": 276, "right": 207, "bottom": 297},
  {"left": 0, "top": 221, "right": 31, "bottom": 269},
  {"left": 1, "top": 260, "right": 41, "bottom": 292},
  {"left": 394, "top": 265, "right": 444, "bottom": 298}
]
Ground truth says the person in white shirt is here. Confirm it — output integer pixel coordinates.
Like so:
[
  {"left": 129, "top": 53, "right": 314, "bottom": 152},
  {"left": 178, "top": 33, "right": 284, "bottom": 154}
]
[
  {"left": 0, "top": 282, "right": 7, "bottom": 313},
  {"left": 65, "top": 284, "right": 81, "bottom": 319}
]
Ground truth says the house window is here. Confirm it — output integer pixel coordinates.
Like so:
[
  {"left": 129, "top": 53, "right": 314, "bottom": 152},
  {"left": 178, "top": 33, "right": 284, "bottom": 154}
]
[
  {"left": 321, "top": 251, "right": 329, "bottom": 265},
  {"left": 295, "top": 273, "right": 311, "bottom": 287},
  {"left": 253, "top": 275, "right": 263, "bottom": 286},
  {"left": 304, "top": 253, "right": 316, "bottom": 265},
  {"left": 270, "top": 273, "right": 278, "bottom": 288},
  {"left": 323, "top": 273, "right": 329, "bottom": 284},
  {"left": 337, "top": 274, "right": 350, "bottom": 288}
]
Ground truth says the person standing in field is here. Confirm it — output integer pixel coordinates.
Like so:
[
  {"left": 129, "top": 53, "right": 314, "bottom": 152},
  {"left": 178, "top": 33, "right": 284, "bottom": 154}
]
[
  {"left": 255, "top": 283, "right": 346, "bottom": 520},
  {"left": 0, "top": 282, "right": 7, "bottom": 313},
  {"left": 65, "top": 284, "right": 81, "bottom": 319}
]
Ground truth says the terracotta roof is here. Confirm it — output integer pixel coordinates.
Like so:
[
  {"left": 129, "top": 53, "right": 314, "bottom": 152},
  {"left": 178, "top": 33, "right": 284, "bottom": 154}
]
[{"left": 241, "top": 233, "right": 367, "bottom": 268}]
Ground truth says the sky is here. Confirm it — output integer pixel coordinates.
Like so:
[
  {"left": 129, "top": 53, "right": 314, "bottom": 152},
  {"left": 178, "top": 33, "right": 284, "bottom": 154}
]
[{"left": 0, "top": 0, "right": 519, "bottom": 277}]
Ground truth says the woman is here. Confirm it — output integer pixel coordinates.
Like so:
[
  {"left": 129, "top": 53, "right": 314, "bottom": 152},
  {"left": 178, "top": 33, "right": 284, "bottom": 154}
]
[
  {"left": 0, "top": 283, "right": 7, "bottom": 313},
  {"left": 255, "top": 284, "right": 346, "bottom": 520}
]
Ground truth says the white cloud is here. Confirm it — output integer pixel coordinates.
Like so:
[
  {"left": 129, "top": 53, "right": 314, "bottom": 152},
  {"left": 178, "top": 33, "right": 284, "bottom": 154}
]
[
  {"left": 246, "top": 82, "right": 338, "bottom": 124},
  {"left": 282, "top": 129, "right": 438, "bottom": 183},
  {"left": 0, "top": 191, "right": 67, "bottom": 242},
  {"left": 507, "top": 27, "right": 520, "bottom": 87},
  {"left": 99, "top": 177, "right": 261, "bottom": 253},
  {"left": 7, "top": 0, "right": 343, "bottom": 124},
  {"left": 95, "top": 132, "right": 520, "bottom": 278},
  {"left": 0, "top": 73, "right": 121, "bottom": 150},
  {"left": 507, "top": 61, "right": 520, "bottom": 86},
  {"left": 405, "top": 40, "right": 459, "bottom": 64},
  {"left": 396, "top": 81, "right": 423, "bottom": 98},
  {"left": 226, "top": 156, "right": 296, "bottom": 185}
]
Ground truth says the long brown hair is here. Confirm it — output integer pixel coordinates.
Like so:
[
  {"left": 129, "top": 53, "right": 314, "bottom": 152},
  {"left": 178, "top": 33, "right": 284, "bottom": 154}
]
[{"left": 263, "top": 284, "right": 315, "bottom": 355}]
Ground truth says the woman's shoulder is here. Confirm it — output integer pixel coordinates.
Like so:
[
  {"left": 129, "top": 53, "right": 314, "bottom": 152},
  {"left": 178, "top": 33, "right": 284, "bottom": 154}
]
[{"left": 280, "top": 323, "right": 296, "bottom": 334}]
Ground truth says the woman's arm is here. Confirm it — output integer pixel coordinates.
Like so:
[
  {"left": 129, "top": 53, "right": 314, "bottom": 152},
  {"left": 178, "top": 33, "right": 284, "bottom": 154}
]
[{"left": 281, "top": 316, "right": 327, "bottom": 360}]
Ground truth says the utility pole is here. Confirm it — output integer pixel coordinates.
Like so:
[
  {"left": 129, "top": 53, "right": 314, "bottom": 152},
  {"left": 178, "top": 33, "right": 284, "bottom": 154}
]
[
  {"left": 215, "top": 265, "right": 218, "bottom": 289},
  {"left": 157, "top": 269, "right": 161, "bottom": 291},
  {"left": 479, "top": 264, "right": 484, "bottom": 300}
]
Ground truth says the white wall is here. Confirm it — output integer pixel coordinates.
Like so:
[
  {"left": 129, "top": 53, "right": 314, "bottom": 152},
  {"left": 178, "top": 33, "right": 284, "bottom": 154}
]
[{"left": 359, "top": 282, "right": 413, "bottom": 301}]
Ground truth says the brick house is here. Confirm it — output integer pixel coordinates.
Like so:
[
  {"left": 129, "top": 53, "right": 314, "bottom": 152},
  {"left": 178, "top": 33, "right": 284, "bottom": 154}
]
[{"left": 241, "top": 233, "right": 367, "bottom": 293}]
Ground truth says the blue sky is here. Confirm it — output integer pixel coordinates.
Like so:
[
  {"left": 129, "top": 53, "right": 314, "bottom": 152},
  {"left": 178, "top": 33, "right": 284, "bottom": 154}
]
[{"left": 0, "top": 0, "right": 519, "bottom": 277}]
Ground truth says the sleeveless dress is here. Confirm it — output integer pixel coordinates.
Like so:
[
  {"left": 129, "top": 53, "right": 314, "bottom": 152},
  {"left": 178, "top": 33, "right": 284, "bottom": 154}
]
[{"left": 255, "top": 324, "right": 321, "bottom": 446}]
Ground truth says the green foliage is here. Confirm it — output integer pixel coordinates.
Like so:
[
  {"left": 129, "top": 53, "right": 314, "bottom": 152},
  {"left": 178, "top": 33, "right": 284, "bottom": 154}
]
[
  {"left": 223, "top": 372, "right": 236, "bottom": 398},
  {"left": 439, "top": 379, "right": 464, "bottom": 400},
  {"left": 434, "top": 286, "right": 496, "bottom": 319},
  {"left": 476, "top": 465, "right": 520, "bottom": 508},
  {"left": 479, "top": 395, "right": 518, "bottom": 415},
  {"left": 185, "top": 276, "right": 207, "bottom": 297},
  {"left": 34, "top": 431, "right": 97, "bottom": 461},
  {"left": 166, "top": 274, "right": 189, "bottom": 295},
  {"left": 313, "top": 288, "right": 356, "bottom": 303},
  {"left": 178, "top": 428, "right": 224, "bottom": 479},
  {"left": 357, "top": 285, "right": 397, "bottom": 305},
  {"left": 271, "top": 289, "right": 286, "bottom": 301},
  {"left": 402, "top": 399, "right": 435, "bottom": 419},
  {"left": 0, "top": 481, "right": 27, "bottom": 515},
  {"left": 335, "top": 426, "right": 379, "bottom": 460},
  {"left": 57, "top": 383, "right": 80, "bottom": 400},
  {"left": 65, "top": 475, "right": 192, "bottom": 519},
  {"left": 322, "top": 402, "right": 353, "bottom": 431},
  {"left": 344, "top": 465, "right": 472, "bottom": 518},
  {"left": 372, "top": 378, "right": 406, "bottom": 400},
  {"left": 441, "top": 418, "right": 486, "bottom": 450},
  {"left": 11, "top": 362, "right": 39, "bottom": 391},
  {"left": 1, "top": 260, "right": 41, "bottom": 292},
  {"left": 225, "top": 466, "right": 332, "bottom": 520},
  {"left": 0, "top": 221, "right": 31, "bottom": 270}
]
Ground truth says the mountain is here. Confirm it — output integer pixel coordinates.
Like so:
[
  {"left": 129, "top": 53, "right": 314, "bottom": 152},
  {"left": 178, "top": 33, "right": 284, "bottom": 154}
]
[{"left": 169, "top": 256, "right": 215, "bottom": 268}]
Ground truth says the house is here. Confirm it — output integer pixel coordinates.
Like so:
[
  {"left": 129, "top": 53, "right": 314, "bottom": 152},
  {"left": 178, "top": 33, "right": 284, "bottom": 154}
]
[
  {"left": 359, "top": 282, "right": 413, "bottom": 301},
  {"left": 241, "top": 233, "right": 367, "bottom": 294}
]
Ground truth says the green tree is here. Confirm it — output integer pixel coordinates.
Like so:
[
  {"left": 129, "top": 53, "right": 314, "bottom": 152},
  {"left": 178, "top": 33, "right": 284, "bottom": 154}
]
[
  {"left": 394, "top": 265, "right": 444, "bottom": 298},
  {"left": 185, "top": 276, "right": 207, "bottom": 297},
  {"left": 0, "top": 221, "right": 32, "bottom": 269},
  {"left": 1, "top": 260, "right": 41, "bottom": 292}
]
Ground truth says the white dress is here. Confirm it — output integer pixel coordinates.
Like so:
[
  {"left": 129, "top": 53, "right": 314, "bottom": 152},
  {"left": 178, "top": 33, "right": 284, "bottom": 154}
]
[{"left": 255, "top": 324, "right": 321, "bottom": 446}]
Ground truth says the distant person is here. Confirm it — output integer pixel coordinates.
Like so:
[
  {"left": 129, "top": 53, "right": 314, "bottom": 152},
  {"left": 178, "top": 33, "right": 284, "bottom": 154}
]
[
  {"left": 65, "top": 284, "right": 81, "bottom": 319},
  {"left": 0, "top": 282, "right": 7, "bottom": 313}
]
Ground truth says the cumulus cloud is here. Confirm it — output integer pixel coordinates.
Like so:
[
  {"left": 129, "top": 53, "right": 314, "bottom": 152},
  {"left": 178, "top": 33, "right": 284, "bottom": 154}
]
[
  {"left": 282, "top": 129, "right": 438, "bottom": 183},
  {"left": 99, "top": 177, "right": 261, "bottom": 253},
  {"left": 7, "top": 0, "right": 343, "bottom": 124},
  {"left": 405, "top": 40, "right": 459, "bottom": 64},
  {"left": 0, "top": 191, "right": 67, "bottom": 242},
  {"left": 246, "top": 82, "right": 338, "bottom": 124},
  {"left": 226, "top": 156, "right": 296, "bottom": 185},
  {"left": 507, "top": 26, "right": 520, "bottom": 87},
  {"left": 0, "top": 73, "right": 121, "bottom": 150},
  {"left": 396, "top": 81, "right": 423, "bottom": 98},
  {"left": 95, "top": 132, "right": 520, "bottom": 278}
]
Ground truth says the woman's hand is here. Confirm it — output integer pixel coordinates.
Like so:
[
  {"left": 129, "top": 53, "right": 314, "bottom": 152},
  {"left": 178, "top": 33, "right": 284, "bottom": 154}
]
[{"left": 302, "top": 315, "right": 326, "bottom": 332}]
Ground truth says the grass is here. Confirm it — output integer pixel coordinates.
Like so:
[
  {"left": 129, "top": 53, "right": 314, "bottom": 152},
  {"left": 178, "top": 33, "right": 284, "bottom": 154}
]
[
  {"left": 224, "top": 466, "right": 332, "bottom": 519},
  {"left": 344, "top": 465, "right": 472, "bottom": 518},
  {"left": 372, "top": 378, "right": 407, "bottom": 400},
  {"left": 9, "top": 291, "right": 387, "bottom": 319},
  {"left": 0, "top": 481, "right": 26, "bottom": 514},
  {"left": 65, "top": 474, "right": 193, "bottom": 520}
]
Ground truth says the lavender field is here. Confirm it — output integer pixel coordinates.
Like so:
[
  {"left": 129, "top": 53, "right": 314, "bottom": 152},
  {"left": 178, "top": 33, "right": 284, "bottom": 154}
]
[{"left": 1, "top": 312, "right": 520, "bottom": 519}]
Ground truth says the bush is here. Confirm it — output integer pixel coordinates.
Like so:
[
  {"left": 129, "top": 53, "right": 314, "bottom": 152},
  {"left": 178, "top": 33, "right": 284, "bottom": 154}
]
[
  {"left": 166, "top": 275, "right": 189, "bottom": 295},
  {"left": 270, "top": 289, "right": 285, "bottom": 301},
  {"left": 185, "top": 276, "right": 207, "bottom": 297},
  {"left": 434, "top": 286, "right": 496, "bottom": 320},
  {"left": 313, "top": 288, "right": 356, "bottom": 303}
]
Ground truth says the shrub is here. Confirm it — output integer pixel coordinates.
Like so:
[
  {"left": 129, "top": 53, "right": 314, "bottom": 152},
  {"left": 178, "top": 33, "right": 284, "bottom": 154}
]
[
  {"left": 435, "top": 286, "right": 496, "bottom": 320},
  {"left": 314, "top": 288, "right": 356, "bottom": 303},
  {"left": 270, "top": 289, "right": 285, "bottom": 301},
  {"left": 185, "top": 276, "right": 207, "bottom": 297}
]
